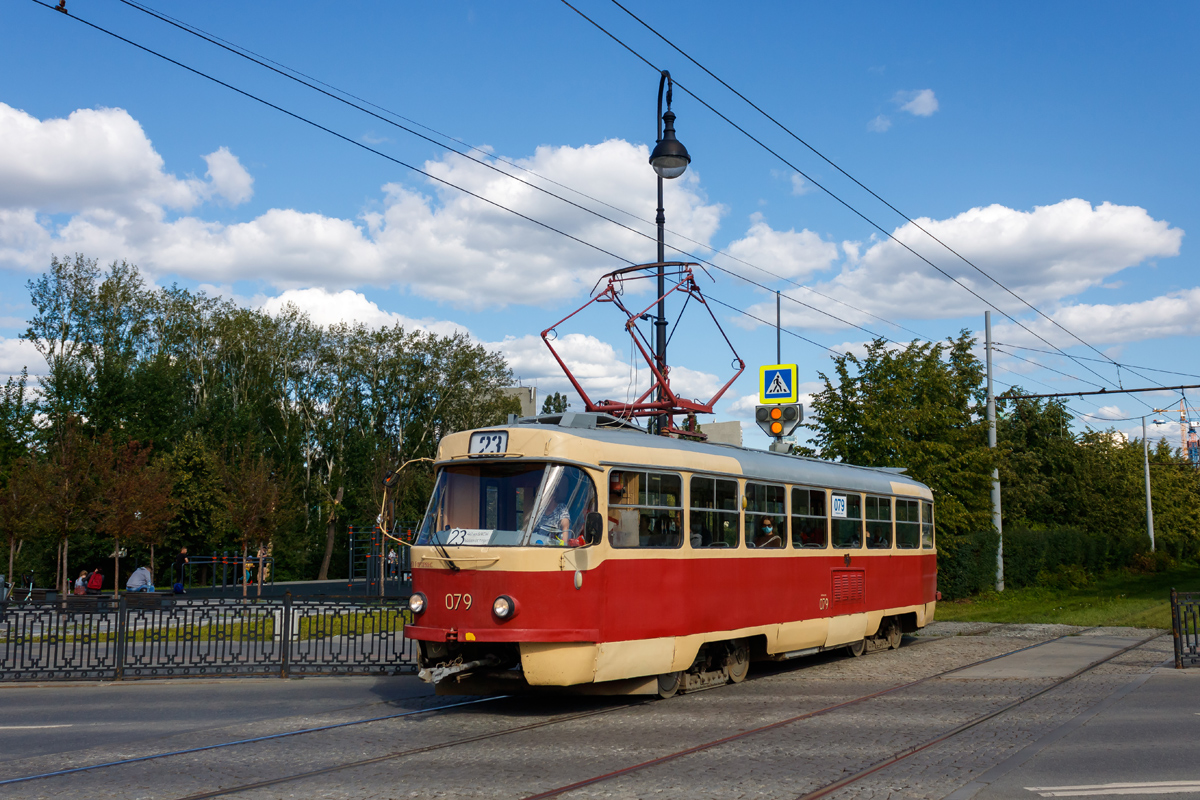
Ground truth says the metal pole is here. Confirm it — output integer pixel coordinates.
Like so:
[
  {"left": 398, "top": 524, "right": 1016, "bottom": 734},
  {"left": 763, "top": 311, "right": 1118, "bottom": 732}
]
[
  {"left": 985, "top": 311, "right": 1003, "bottom": 590},
  {"left": 656, "top": 170, "right": 666, "bottom": 435},
  {"left": 652, "top": 73, "right": 672, "bottom": 438},
  {"left": 776, "top": 291, "right": 781, "bottom": 363},
  {"left": 1144, "top": 416, "right": 1156, "bottom": 552}
]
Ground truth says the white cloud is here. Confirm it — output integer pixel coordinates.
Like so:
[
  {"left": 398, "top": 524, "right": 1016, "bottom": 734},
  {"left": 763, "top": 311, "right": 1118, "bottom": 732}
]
[
  {"left": 992, "top": 287, "right": 1200, "bottom": 348},
  {"left": 895, "top": 89, "right": 939, "bottom": 117},
  {"left": 0, "top": 337, "right": 44, "bottom": 380},
  {"left": 822, "top": 199, "right": 1183, "bottom": 322},
  {"left": 201, "top": 147, "right": 253, "bottom": 206},
  {"left": 790, "top": 174, "right": 811, "bottom": 196},
  {"left": 258, "top": 288, "right": 468, "bottom": 337},
  {"left": 723, "top": 213, "right": 839, "bottom": 280},
  {"left": 0, "top": 103, "right": 247, "bottom": 214},
  {"left": 0, "top": 105, "right": 725, "bottom": 309},
  {"left": 868, "top": 115, "right": 892, "bottom": 133}
]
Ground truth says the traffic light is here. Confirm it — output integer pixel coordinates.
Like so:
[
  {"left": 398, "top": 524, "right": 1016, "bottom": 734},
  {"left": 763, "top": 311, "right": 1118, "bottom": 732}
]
[{"left": 756, "top": 404, "right": 802, "bottom": 438}]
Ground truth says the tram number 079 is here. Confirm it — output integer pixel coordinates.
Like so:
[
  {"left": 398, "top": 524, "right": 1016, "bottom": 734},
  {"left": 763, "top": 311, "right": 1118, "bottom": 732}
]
[{"left": 445, "top": 593, "right": 473, "bottom": 610}]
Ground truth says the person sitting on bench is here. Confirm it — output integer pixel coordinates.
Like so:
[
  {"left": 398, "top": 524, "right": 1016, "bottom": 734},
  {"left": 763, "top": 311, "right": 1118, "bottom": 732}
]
[{"left": 126, "top": 565, "right": 155, "bottom": 593}]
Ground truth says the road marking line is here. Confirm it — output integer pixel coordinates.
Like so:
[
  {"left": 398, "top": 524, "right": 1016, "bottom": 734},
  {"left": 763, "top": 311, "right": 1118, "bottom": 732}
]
[
  {"left": 0, "top": 725, "right": 73, "bottom": 730},
  {"left": 1027, "top": 781, "right": 1200, "bottom": 797}
]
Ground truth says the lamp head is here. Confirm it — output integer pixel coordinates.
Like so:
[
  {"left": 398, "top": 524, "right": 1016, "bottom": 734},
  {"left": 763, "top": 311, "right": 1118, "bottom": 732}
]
[{"left": 650, "top": 110, "right": 690, "bottom": 179}]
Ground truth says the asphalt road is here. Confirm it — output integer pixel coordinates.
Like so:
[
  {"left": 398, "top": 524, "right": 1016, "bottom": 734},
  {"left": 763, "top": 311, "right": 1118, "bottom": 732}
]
[{"left": 0, "top": 675, "right": 435, "bottom": 763}]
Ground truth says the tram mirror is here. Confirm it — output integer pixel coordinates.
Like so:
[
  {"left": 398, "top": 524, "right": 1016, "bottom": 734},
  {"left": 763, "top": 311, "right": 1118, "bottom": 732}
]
[{"left": 585, "top": 512, "right": 604, "bottom": 545}]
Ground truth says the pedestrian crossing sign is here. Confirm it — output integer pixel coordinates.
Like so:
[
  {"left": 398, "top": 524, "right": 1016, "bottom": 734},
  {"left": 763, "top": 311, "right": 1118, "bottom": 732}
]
[{"left": 760, "top": 364, "right": 798, "bottom": 404}]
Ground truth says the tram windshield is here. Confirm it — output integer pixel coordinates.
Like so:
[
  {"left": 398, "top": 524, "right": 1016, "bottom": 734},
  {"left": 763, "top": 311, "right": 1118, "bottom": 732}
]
[{"left": 417, "top": 462, "right": 597, "bottom": 547}]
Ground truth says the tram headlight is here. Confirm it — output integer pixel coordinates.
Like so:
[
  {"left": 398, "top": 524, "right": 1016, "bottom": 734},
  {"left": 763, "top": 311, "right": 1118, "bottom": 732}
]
[
  {"left": 409, "top": 592, "right": 426, "bottom": 615},
  {"left": 492, "top": 594, "right": 517, "bottom": 620}
]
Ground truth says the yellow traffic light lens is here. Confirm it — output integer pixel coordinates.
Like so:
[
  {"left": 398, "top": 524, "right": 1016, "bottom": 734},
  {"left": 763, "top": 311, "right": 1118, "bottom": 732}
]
[
  {"left": 770, "top": 421, "right": 783, "bottom": 435},
  {"left": 770, "top": 407, "right": 782, "bottom": 420}
]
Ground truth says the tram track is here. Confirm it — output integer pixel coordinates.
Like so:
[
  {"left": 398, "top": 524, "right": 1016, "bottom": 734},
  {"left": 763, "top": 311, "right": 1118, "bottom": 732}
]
[
  {"left": 1, "top": 630, "right": 1150, "bottom": 799},
  {"left": 522, "top": 630, "right": 1165, "bottom": 800}
]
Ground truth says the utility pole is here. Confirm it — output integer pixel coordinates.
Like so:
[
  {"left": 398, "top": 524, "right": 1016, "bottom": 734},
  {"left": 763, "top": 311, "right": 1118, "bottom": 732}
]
[
  {"left": 985, "top": 311, "right": 1003, "bottom": 590},
  {"left": 1143, "top": 415, "right": 1156, "bottom": 552},
  {"left": 776, "top": 291, "right": 781, "bottom": 363}
]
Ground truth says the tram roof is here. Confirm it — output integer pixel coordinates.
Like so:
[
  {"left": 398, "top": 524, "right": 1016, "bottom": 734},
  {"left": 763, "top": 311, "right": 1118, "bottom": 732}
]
[{"left": 506, "top": 413, "right": 931, "bottom": 498}]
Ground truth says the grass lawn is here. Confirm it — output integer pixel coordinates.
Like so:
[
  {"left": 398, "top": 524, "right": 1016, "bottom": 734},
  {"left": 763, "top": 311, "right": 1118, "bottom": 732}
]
[{"left": 934, "top": 565, "right": 1200, "bottom": 629}]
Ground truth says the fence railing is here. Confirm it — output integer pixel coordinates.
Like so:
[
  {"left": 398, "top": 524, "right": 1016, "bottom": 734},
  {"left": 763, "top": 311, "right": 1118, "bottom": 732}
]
[
  {"left": 0, "top": 593, "right": 417, "bottom": 681},
  {"left": 1172, "top": 588, "right": 1199, "bottom": 669}
]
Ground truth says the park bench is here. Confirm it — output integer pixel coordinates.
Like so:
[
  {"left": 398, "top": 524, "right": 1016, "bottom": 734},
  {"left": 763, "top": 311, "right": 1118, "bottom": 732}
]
[{"left": 122, "top": 591, "right": 174, "bottom": 610}]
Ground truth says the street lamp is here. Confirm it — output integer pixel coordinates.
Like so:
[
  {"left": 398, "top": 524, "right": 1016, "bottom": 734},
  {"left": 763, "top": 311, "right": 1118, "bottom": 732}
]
[
  {"left": 649, "top": 70, "right": 690, "bottom": 434},
  {"left": 1143, "top": 415, "right": 1168, "bottom": 552}
]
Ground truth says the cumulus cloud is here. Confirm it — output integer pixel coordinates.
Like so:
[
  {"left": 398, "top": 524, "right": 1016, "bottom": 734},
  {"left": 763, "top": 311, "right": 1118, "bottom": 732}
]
[
  {"left": 258, "top": 288, "right": 468, "bottom": 337},
  {"left": 868, "top": 115, "right": 892, "bottom": 133},
  {"left": 723, "top": 214, "right": 840, "bottom": 280},
  {"left": 201, "top": 147, "right": 253, "bottom": 206},
  {"left": 895, "top": 89, "right": 939, "bottom": 117},
  {"left": 786, "top": 199, "right": 1182, "bottom": 326},
  {"left": 0, "top": 103, "right": 248, "bottom": 214},
  {"left": 992, "top": 287, "right": 1200, "bottom": 348},
  {"left": 0, "top": 336, "right": 43, "bottom": 380},
  {"left": 0, "top": 104, "right": 725, "bottom": 308}
]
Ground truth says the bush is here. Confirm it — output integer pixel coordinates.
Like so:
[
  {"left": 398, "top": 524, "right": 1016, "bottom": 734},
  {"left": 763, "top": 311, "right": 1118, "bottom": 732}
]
[
  {"left": 1001, "top": 525, "right": 1148, "bottom": 589},
  {"left": 937, "top": 529, "right": 1000, "bottom": 600}
]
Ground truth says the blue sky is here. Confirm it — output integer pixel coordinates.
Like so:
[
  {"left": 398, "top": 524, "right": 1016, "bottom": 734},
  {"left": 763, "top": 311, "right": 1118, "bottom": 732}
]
[{"left": 1, "top": 0, "right": 1198, "bottom": 447}]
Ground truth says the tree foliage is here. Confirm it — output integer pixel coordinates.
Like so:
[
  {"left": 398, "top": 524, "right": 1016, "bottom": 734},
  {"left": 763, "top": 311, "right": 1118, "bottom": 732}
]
[
  {"left": 1, "top": 255, "right": 520, "bottom": 587},
  {"left": 806, "top": 333, "right": 995, "bottom": 537}
]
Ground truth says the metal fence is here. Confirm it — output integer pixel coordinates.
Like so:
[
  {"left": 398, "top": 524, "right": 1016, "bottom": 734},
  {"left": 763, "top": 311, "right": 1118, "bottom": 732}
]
[
  {"left": 1172, "top": 588, "right": 1199, "bottom": 669},
  {"left": 0, "top": 593, "right": 418, "bottom": 681}
]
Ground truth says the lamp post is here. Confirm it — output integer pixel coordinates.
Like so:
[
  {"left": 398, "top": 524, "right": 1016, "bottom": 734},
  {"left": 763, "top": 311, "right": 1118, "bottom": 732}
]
[
  {"left": 1144, "top": 415, "right": 1167, "bottom": 552},
  {"left": 648, "top": 70, "right": 691, "bottom": 433}
]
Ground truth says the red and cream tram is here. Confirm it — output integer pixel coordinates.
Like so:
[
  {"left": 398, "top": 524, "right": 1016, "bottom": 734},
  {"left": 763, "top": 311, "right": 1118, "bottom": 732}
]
[{"left": 406, "top": 412, "right": 937, "bottom": 697}]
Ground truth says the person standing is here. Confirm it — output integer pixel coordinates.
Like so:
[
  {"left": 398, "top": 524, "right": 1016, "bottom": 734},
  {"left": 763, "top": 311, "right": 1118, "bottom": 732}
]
[{"left": 174, "top": 546, "right": 189, "bottom": 594}]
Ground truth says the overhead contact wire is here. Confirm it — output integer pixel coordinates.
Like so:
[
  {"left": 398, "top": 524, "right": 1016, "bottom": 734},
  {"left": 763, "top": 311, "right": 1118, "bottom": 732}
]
[
  {"left": 117, "top": 0, "right": 913, "bottom": 343},
  {"left": 558, "top": 0, "right": 1152, "bottom": 402}
]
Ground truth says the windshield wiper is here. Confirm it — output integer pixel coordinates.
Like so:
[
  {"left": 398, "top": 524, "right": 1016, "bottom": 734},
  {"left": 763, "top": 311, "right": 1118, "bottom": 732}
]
[{"left": 430, "top": 533, "right": 460, "bottom": 572}]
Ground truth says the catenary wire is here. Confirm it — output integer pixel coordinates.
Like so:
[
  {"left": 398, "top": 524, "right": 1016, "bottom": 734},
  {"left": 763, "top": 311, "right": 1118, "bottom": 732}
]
[
  {"left": 604, "top": 0, "right": 1168, "bottom": 393},
  {"left": 30, "top": 0, "right": 633, "bottom": 268},
  {"left": 558, "top": 0, "right": 1162, "bottom": 406},
  {"left": 43, "top": 0, "right": 1156, "bottom": 412},
  {"left": 995, "top": 342, "right": 1200, "bottom": 381},
  {"left": 87, "top": 0, "right": 1117, "bottom": 399},
  {"left": 115, "top": 0, "right": 923, "bottom": 343}
]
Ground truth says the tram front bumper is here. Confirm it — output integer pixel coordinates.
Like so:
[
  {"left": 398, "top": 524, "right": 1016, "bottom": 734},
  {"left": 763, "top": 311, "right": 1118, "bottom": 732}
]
[{"left": 405, "top": 624, "right": 601, "bottom": 643}]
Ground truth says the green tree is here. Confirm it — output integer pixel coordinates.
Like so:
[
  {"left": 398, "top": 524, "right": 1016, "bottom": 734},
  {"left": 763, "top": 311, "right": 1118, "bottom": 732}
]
[
  {"left": 541, "top": 391, "right": 569, "bottom": 414},
  {"left": 806, "top": 333, "right": 995, "bottom": 537}
]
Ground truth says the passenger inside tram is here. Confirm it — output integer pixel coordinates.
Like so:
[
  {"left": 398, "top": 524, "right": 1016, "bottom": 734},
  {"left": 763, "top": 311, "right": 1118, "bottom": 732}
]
[{"left": 753, "top": 517, "right": 783, "bottom": 548}]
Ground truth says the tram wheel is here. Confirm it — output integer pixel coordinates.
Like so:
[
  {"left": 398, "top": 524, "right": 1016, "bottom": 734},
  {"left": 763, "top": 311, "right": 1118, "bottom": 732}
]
[
  {"left": 846, "top": 638, "right": 867, "bottom": 658},
  {"left": 657, "top": 671, "right": 682, "bottom": 699},
  {"left": 885, "top": 620, "right": 902, "bottom": 650},
  {"left": 725, "top": 643, "right": 750, "bottom": 683}
]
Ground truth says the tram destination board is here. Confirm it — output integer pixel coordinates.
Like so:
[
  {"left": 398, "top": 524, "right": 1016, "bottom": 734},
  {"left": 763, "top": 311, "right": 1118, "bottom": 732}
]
[{"left": 468, "top": 430, "right": 508, "bottom": 455}]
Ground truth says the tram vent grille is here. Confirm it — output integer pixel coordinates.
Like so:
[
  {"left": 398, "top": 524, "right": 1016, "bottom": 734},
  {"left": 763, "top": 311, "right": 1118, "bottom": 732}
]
[{"left": 832, "top": 570, "right": 864, "bottom": 603}]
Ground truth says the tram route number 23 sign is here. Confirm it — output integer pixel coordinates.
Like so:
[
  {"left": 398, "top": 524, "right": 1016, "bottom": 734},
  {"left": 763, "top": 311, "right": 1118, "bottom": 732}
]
[
  {"left": 831, "top": 494, "right": 848, "bottom": 518},
  {"left": 469, "top": 431, "right": 508, "bottom": 455}
]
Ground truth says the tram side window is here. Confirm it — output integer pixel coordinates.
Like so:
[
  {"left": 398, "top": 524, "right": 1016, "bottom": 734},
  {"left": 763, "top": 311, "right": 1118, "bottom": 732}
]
[
  {"left": 608, "top": 470, "right": 682, "bottom": 548},
  {"left": 690, "top": 476, "right": 740, "bottom": 548},
  {"left": 865, "top": 495, "right": 893, "bottom": 549},
  {"left": 921, "top": 501, "right": 935, "bottom": 549},
  {"left": 831, "top": 493, "right": 862, "bottom": 548},
  {"left": 896, "top": 499, "right": 921, "bottom": 549},
  {"left": 791, "top": 488, "right": 827, "bottom": 548},
  {"left": 745, "top": 483, "right": 785, "bottom": 548}
]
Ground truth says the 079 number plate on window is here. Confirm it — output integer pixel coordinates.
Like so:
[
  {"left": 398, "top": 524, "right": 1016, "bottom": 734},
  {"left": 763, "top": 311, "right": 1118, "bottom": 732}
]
[{"left": 468, "top": 431, "right": 508, "bottom": 456}]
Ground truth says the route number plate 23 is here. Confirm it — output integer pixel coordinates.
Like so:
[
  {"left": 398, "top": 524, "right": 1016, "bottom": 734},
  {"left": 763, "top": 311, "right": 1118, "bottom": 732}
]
[{"left": 468, "top": 431, "right": 508, "bottom": 455}]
